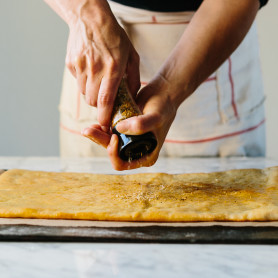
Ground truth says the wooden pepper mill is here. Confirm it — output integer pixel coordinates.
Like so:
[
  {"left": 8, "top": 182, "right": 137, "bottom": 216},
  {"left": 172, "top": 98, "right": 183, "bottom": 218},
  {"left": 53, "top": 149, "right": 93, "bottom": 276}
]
[{"left": 111, "top": 78, "right": 157, "bottom": 161}]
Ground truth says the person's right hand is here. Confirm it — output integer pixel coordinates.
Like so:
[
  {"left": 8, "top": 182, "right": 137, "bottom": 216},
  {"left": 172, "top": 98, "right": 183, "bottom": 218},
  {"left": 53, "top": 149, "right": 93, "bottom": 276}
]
[
  {"left": 82, "top": 74, "right": 178, "bottom": 170},
  {"left": 65, "top": 0, "right": 140, "bottom": 128}
]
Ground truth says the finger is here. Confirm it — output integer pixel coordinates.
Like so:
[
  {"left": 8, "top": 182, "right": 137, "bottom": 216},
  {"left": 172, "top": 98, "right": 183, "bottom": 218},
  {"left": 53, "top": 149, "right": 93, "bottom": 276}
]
[
  {"left": 85, "top": 71, "right": 101, "bottom": 107},
  {"left": 85, "top": 54, "right": 104, "bottom": 107},
  {"left": 76, "top": 71, "right": 87, "bottom": 96},
  {"left": 65, "top": 58, "right": 77, "bottom": 78},
  {"left": 107, "top": 134, "right": 125, "bottom": 170},
  {"left": 101, "top": 125, "right": 110, "bottom": 133},
  {"left": 86, "top": 124, "right": 111, "bottom": 134},
  {"left": 75, "top": 56, "right": 87, "bottom": 95},
  {"left": 126, "top": 48, "right": 141, "bottom": 99},
  {"left": 97, "top": 76, "right": 121, "bottom": 127},
  {"left": 115, "top": 113, "right": 161, "bottom": 135},
  {"left": 107, "top": 134, "right": 158, "bottom": 171},
  {"left": 107, "top": 134, "right": 136, "bottom": 171},
  {"left": 82, "top": 125, "right": 111, "bottom": 148}
]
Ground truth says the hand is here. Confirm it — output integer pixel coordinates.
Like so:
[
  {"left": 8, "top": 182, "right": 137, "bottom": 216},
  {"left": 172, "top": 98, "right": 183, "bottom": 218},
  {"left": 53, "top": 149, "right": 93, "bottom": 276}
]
[
  {"left": 65, "top": 0, "right": 140, "bottom": 128},
  {"left": 82, "top": 75, "right": 177, "bottom": 170}
]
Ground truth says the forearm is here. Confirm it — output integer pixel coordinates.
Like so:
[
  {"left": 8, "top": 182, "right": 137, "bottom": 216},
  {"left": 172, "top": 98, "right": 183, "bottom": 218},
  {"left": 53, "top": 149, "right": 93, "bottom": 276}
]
[{"left": 160, "top": 0, "right": 260, "bottom": 109}]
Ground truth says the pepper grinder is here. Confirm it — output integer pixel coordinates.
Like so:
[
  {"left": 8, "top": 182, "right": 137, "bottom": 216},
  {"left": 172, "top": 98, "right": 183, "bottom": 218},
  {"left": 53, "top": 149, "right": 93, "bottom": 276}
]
[{"left": 111, "top": 78, "right": 157, "bottom": 161}]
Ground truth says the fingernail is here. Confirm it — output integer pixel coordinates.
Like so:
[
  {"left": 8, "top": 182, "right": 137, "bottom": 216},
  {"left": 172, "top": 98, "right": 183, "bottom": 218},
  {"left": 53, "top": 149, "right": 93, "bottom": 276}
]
[
  {"left": 107, "top": 136, "right": 114, "bottom": 152},
  {"left": 81, "top": 129, "right": 89, "bottom": 136}
]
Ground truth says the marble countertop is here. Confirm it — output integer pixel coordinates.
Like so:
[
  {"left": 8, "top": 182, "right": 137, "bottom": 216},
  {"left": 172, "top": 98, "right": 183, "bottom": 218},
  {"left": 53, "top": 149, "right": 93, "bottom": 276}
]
[
  {"left": 1, "top": 156, "right": 278, "bottom": 173},
  {"left": 0, "top": 156, "right": 278, "bottom": 278}
]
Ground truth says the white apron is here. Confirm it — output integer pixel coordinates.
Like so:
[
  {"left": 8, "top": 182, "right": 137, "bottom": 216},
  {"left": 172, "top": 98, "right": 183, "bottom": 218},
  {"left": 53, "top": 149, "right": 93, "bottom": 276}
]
[{"left": 59, "top": 1, "right": 266, "bottom": 157}]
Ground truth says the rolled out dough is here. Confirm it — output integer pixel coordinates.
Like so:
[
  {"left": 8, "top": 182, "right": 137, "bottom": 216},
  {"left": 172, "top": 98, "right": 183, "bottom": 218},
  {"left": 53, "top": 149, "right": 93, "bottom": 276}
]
[{"left": 0, "top": 167, "right": 277, "bottom": 221}]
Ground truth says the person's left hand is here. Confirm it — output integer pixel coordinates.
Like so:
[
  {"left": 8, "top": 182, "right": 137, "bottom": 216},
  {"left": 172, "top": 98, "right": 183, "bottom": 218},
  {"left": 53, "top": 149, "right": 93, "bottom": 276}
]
[{"left": 82, "top": 75, "right": 177, "bottom": 170}]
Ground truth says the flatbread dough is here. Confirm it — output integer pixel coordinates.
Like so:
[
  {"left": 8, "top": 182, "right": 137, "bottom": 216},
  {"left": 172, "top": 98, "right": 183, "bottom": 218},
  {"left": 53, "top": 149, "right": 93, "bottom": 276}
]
[{"left": 0, "top": 167, "right": 277, "bottom": 221}]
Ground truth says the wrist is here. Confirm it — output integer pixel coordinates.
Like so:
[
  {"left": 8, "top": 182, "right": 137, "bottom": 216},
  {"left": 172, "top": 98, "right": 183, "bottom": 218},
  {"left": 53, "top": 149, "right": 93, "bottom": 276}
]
[
  {"left": 155, "top": 70, "right": 192, "bottom": 112},
  {"left": 65, "top": 0, "right": 114, "bottom": 29}
]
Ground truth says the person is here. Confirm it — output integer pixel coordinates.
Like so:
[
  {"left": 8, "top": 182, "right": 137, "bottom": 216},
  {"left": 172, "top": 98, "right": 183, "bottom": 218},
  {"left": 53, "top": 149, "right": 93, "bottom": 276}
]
[{"left": 45, "top": 0, "right": 268, "bottom": 170}]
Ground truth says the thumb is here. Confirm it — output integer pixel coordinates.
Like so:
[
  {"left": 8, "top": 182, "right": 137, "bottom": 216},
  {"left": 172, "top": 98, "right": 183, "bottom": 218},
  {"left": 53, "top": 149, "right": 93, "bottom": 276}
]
[{"left": 116, "top": 113, "right": 161, "bottom": 135}]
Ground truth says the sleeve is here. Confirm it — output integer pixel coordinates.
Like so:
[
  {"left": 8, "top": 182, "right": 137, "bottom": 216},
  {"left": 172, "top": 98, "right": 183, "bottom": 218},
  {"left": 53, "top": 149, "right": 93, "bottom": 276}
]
[{"left": 259, "top": 0, "right": 269, "bottom": 8}]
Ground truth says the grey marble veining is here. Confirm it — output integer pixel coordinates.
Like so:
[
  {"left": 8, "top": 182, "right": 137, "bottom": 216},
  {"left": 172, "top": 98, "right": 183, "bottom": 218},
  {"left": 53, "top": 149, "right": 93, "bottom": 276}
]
[
  {"left": 0, "top": 243, "right": 277, "bottom": 278},
  {"left": 0, "top": 156, "right": 278, "bottom": 277}
]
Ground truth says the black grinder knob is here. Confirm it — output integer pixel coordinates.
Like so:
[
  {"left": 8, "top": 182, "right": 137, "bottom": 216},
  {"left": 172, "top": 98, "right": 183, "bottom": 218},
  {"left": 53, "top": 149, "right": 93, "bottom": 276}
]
[{"left": 112, "top": 127, "right": 157, "bottom": 161}]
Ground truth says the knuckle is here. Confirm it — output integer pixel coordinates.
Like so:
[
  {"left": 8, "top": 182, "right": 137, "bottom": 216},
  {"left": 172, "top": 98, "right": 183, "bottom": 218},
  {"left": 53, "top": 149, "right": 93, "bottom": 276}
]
[
  {"left": 90, "top": 60, "right": 102, "bottom": 75},
  {"left": 65, "top": 59, "right": 73, "bottom": 70},
  {"left": 133, "top": 118, "right": 145, "bottom": 132},
  {"left": 107, "top": 58, "right": 119, "bottom": 73},
  {"left": 75, "top": 55, "right": 86, "bottom": 71},
  {"left": 98, "top": 92, "right": 113, "bottom": 106},
  {"left": 97, "top": 115, "right": 107, "bottom": 126}
]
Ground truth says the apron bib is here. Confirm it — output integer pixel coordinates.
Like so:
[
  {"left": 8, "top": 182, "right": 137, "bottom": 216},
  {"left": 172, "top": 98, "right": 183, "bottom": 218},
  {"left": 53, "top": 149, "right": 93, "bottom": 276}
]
[{"left": 59, "top": 1, "right": 265, "bottom": 157}]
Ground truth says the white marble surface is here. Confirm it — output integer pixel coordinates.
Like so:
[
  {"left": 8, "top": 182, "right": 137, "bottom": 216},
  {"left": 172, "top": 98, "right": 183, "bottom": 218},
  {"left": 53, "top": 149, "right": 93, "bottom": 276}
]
[
  {"left": 0, "top": 156, "right": 278, "bottom": 278},
  {"left": 0, "top": 243, "right": 277, "bottom": 278},
  {"left": 0, "top": 156, "right": 277, "bottom": 174}
]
